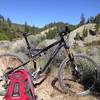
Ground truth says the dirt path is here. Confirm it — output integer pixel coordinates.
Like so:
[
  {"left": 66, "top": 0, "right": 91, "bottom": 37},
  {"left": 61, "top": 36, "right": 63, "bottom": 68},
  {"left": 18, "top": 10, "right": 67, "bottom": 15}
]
[{"left": 35, "top": 74, "right": 97, "bottom": 100}]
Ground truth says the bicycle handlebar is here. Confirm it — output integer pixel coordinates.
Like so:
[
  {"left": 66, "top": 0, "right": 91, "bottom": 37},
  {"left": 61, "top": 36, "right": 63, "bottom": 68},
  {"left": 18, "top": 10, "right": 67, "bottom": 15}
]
[
  {"left": 17, "top": 31, "right": 32, "bottom": 37},
  {"left": 59, "top": 26, "right": 70, "bottom": 37},
  {"left": 21, "top": 32, "right": 32, "bottom": 37}
]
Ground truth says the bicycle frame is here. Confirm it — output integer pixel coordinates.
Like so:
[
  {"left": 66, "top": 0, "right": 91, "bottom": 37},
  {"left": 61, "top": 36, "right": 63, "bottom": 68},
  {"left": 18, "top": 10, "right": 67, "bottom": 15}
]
[
  {"left": 6, "top": 34, "right": 74, "bottom": 77},
  {"left": 24, "top": 34, "right": 74, "bottom": 74}
]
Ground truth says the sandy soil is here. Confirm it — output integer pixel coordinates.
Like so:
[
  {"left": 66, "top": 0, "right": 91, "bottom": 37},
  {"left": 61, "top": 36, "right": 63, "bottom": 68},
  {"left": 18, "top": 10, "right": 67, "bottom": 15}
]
[{"left": 35, "top": 74, "right": 98, "bottom": 100}]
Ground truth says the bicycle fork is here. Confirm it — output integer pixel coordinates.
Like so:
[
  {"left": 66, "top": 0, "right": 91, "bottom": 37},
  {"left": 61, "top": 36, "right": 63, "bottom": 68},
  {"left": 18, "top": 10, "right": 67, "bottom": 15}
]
[{"left": 65, "top": 48, "right": 81, "bottom": 79}]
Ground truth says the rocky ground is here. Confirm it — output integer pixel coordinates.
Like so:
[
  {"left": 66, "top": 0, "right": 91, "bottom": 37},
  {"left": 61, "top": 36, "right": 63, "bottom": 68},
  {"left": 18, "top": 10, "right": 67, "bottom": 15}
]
[{"left": 35, "top": 74, "right": 99, "bottom": 100}]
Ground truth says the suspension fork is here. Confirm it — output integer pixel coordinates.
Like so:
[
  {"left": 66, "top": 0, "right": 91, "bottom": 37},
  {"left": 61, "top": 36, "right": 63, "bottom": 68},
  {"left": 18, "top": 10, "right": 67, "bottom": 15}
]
[
  {"left": 66, "top": 48, "right": 74, "bottom": 61},
  {"left": 65, "top": 48, "right": 75, "bottom": 69},
  {"left": 63, "top": 38, "right": 75, "bottom": 69},
  {"left": 65, "top": 46, "right": 81, "bottom": 78}
]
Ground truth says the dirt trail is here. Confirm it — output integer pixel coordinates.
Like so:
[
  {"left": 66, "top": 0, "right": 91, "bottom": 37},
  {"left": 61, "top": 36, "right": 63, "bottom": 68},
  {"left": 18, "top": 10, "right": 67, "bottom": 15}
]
[{"left": 35, "top": 74, "right": 97, "bottom": 100}]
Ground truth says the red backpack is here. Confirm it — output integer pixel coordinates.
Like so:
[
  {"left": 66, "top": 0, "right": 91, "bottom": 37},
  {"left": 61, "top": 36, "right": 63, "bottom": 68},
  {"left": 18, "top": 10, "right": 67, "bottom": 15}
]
[{"left": 4, "top": 69, "right": 36, "bottom": 100}]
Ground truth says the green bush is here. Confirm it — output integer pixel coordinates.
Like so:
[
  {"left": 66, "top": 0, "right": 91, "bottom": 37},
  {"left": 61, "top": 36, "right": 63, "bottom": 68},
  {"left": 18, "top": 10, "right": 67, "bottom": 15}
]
[
  {"left": 0, "top": 32, "right": 9, "bottom": 40},
  {"left": 83, "top": 29, "right": 88, "bottom": 38},
  {"left": 46, "top": 29, "right": 57, "bottom": 39},
  {"left": 74, "top": 32, "right": 80, "bottom": 40}
]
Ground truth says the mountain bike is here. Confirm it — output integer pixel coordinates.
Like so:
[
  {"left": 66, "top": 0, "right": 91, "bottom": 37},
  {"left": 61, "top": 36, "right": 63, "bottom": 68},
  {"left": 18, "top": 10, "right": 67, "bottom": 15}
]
[{"left": 0, "top": 26, "right": 98, "bottom": 96}]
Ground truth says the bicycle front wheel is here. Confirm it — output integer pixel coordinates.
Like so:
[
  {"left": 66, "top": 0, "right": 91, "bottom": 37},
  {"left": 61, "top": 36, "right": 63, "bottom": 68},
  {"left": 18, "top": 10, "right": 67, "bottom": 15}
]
[
  {"left": 0, "top": 52, "right": 25, "bottom": 96},
  {"left": 58, "top": 54, "right": 98, "bottom": 95}
]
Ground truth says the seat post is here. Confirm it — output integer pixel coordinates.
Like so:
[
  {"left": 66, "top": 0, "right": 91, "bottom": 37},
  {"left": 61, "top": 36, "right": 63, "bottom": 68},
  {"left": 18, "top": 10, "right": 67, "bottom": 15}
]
[{"left": 24, "top": 36, "right": 31, "bottom": 50}]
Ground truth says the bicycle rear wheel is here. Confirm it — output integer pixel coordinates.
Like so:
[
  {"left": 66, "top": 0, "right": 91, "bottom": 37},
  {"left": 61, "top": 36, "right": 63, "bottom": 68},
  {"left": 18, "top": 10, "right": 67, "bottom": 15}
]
[
  {"left": 58, "top": 54, "right": 98, "bottom": 95},
  {"left": 0, "top": 52, "right": 25, "bottom": 96}
]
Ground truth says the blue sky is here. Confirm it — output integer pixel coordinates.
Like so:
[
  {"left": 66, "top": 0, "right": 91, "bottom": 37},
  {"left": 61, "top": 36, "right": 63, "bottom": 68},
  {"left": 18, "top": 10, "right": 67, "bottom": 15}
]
[{"left": 0, "top": 0, "right": 99, "bottom": 27}]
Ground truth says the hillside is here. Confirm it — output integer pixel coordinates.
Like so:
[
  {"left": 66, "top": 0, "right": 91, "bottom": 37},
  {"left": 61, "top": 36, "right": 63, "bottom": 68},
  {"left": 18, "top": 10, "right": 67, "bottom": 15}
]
[
  {"left": 0, "top": 13, "right": 100, "bottom": 41},
  {"left": 0, "top": 14, "right": 76, "bottom": 41},
  {"left": 68, "top": 23, "right": 99, "bottom": 46}
]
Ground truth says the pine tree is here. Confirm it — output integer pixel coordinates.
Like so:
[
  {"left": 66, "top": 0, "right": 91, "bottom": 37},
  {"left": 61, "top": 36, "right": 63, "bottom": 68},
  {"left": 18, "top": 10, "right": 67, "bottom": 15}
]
[
  {"left": 32, "top": 25, "right": 36, "bottom": 35},
  {"left": 94, "top": 14, "right": 100, "bottom": 31},
  {"left": 89, "top": 16, "right": 95, "bottom": 23},
  {"left": 7, "top": 18, "right": 12, "bottom": 27},
  {"left": 24, "top": 21, "right": 29, "bottom": 32},
  {"left": 86, "top": 18, "right": 90, "bottom": 24},
  {"left": 94, "top": 14, "right": 100, "bottom": 24},
  {"left": 0, "top": 14, "right": 5, "bottom": 22},
  {"left": 80, "top": 13, "right": 85, "bottom": 25},
  {"left": 83, "top": 28, "right": 88, "bottom": 38}
]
